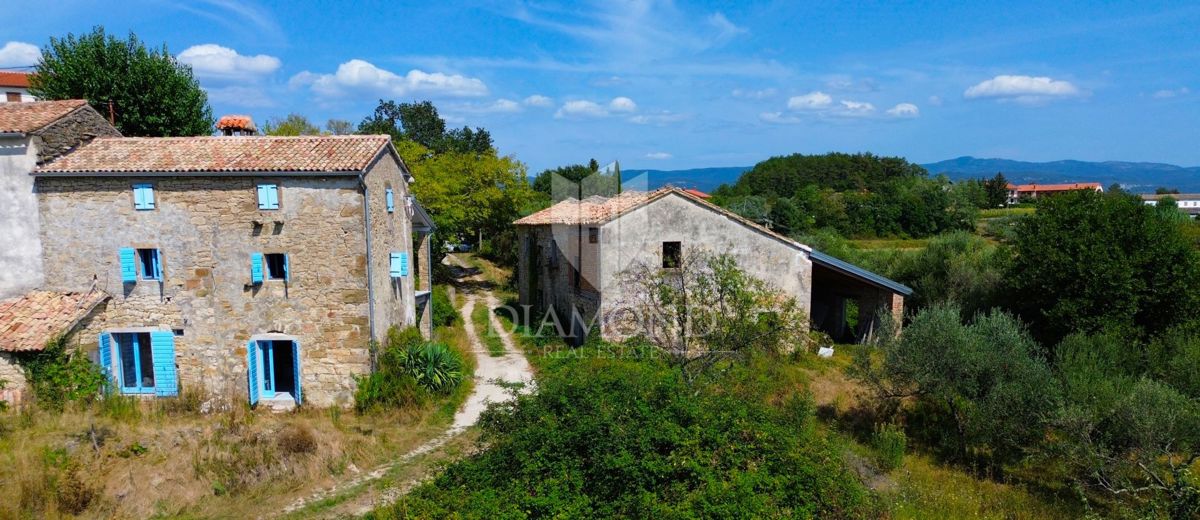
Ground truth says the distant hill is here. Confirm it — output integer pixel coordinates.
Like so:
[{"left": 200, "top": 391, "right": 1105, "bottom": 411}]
[
  {"left": 621, "top": 167, "right": 749, "bottom": 192},
  {"left": 922, "top": 156, "right": 1200, "bottom": 193}
]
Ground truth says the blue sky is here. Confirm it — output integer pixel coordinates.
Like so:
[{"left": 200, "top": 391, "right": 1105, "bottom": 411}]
[{"left": 2, "top": 0, "right": 1198, "bottom": 172}]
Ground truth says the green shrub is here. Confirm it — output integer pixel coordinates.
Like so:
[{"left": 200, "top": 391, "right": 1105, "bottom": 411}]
[
  {"left": 402, "top": 343, "right": 463, "bottom": 393},
  {"left": 383, "top": 356, "right": 876, "bottom": 518},
  {"left": 871, "top": 423, "right": 907, "bottom": 471},
  {"left": 355, "top": 327, "right": 464, "bottom": 412},
  {"left": 431, "top": 285, "right": 458, "bottom": 328},
  {"left": 20, "top": 335, "right": 105, "bottom": 412}
]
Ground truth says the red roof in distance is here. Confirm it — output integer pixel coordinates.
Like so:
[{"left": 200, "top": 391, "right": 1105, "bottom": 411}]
[{"left": 0, "top": 71, "right": 32, "bottom": 88}]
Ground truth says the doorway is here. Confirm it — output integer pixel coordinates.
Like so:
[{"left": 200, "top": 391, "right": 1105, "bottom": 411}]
[{"left": 254, "top": 339, "right": 299, "bottom": 403}]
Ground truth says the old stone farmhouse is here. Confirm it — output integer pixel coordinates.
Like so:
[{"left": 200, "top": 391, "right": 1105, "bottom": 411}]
[
  {"left": 514, "top": 188, "right": 911, "bottom": 343},
  {"left": 17, "top": 133, "right": 434, "bottom": 409},
  {"left": 0, "top": 100, "right": 122, "bottom": 299}
]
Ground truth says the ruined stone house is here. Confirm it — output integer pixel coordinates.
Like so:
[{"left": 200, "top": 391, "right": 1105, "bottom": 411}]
[
  {"left": 0, "top": 99, "right": 122, "bottom": 299},
  {"left": 23, "top": 134, "right": 434, "bottom": 408},
  {"left": 514, "top": 188, "right": 910, "bottom": 343}
]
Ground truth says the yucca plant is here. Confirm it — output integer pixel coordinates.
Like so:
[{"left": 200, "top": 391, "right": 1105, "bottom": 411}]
[{"left": 402, "top": 343, "right": 463, "bottom": 394}]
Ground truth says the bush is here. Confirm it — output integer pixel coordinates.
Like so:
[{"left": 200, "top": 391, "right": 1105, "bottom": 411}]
[
  {"left": 355, "top": 327, "right": 464, "bottom": 412},
  {"left": 277, "top": 424, "right": 318, "bottom": 455},
  {"left": 385, "top": 356, "right": 876, "bottom": 518},
  {"left": 20, "top": 335, "right": 106, "bottom": 412},
  {"left": 431, "top": 285, "right": 458, "bottom": 328},
  {"left": 872, "top": 423, "right": 907, "bottom": 472}
]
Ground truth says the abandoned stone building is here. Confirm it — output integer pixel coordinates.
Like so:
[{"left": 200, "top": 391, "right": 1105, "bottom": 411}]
[
  {"left": 20, "top": 133, "right": 434, "bottom": 408},
  {"left": 0, "top": 99, "right": 121, "bottom": 299},
  {"left": 514, "top": 188, "right": 910, "bottom": 343}
]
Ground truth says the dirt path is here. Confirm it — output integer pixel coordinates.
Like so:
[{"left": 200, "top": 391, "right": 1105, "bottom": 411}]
[{"left": 281, "top": 255, "right": 534, "bottom": 518}]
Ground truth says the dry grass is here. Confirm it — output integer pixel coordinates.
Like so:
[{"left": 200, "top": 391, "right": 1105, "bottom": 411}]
[{"left": 0, "top": 289, "right": 477, "bottom": 519}]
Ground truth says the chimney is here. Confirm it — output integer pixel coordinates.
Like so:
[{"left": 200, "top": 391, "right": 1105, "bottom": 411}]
[{"left": 216, "top": 115, "right": 257, "bottom": 136}]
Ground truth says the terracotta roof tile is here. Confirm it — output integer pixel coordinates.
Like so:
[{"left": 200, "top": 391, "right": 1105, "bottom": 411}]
[
  {"left": 0, "top": 290, "right": 109, "bottom": 352},
  {"left": 1010, "top": 182, "right": 1103, "bottom": 192},
  {"left": 0, "top": 71, "right": 32, "bottom": 88},
  {"left": 0, "top": 99, "right": 89, "bottom": 134},
  {"left": 35, "top": 135, "right": 392, "bottom": 174}
]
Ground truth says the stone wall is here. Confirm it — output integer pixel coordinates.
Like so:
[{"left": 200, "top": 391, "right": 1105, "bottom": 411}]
[
  {"left": 37, "top": 173, "right": 379, "bottom": 407},
  {"left": 0, "top": 352, "right": 26, "bottom": 405},
  {"left": 30, "top": 105, "right": 121, "bottom": 163},
  {"left": 597, "top": 193, "right": 813, "bottom": 338},
  {"left": 362, "top": 154, "right": 416, "bottom": 344}
]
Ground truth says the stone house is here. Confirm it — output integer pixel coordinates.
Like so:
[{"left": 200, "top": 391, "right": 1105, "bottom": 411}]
[
  {"left": 30, "top": 134, "right": 434, "bottom": 408},
  {"left": 0, "top": 99, "right": 121, "bottom": 299},
  {"left": 514, "top": 188, "right": 910, "bottom": 343},
  {"left": 0, "top": 289, "right": 110, "bottom": 405}
]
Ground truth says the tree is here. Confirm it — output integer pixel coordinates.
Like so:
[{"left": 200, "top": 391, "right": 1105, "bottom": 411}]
[
  {"left": 768, "top": 197, "right": 808, "bottom": 235},
  {"left": 30, "top": 26, "right": 213, "bottom": 137},
  {"left": 358, "top": 100, "right": 491, "bottom": 154},
  {"left": 263, "top": 114, "right": 322, "bottom": 136},
  {"left": 982, "top": 172, "right": 1010, "bottom": 208},
  {"left": 609, "top": 251, "right": 810, "bottom": 382},
  {"left": 885, "top": 231, "right": 1009, "bottom": 317},
  {"left": 1156, "top": 186, "right": 1181, "bottom": 195},
  {"left": 1007, "top": 190, "right": 1200, "bottom": 345},
  {"left": 326, "top": 119, "right": 353, "bottom": 135}
]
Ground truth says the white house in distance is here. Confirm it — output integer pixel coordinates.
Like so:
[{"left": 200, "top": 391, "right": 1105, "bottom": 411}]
[
  {"left": 0, "top": 72, "right": 35, "bottom": 103},
  {"left": 1142, "top": 193, "right": 1200, "bottom": 217}
]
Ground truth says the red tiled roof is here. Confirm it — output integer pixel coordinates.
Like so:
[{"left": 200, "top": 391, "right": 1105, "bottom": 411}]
[
  {"left": 1011, "top": 182, "right": 1103, "bottom": 192},
  {"left": 35, "top": 135, "right": 393, "bottom": 174},
  {"left": 0, "top": 290, "right": 109, "bottom": 352},
  {"left": 514, "top": 187, "right": 811, "bottom": 252},
  {"left": 0, "top": 71, "right": 32, "bottom": 88},
  {"left": 682, "top": 188, "right": 711, "bottom": 199},
  {"left": 0, "top": 99, "right": 89, "bottom": 134}
]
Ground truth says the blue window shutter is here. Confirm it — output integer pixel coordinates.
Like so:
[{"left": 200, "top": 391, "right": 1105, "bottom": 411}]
[
  {"left": 119, "top": 248, "right": 137, "bottom": 283},
  {"left": 386, "top": 189, "right": 395, "bottom": 213},
  {"left": 267, "top": 185, "right": 279, "bottom": 209},
  {"left": 283, "top": 254, "right": 290, "bottom": 281},
  {"left": 250, "top": 252, "right": 264, "bottom": 284},
  {"left": 293, "top": 340, "right": 302, "bottom": 405},
  {"left": 98, "top": 333, "right": 114, "bottom": 389},
  {"left": 133, "top": 186, "right": 145, "bottom": 208},
  {"left": 256, "top": 185, "right": 268, "bottom": 209},
  {"left": 153, "top": 250, "right": 163, "bottom": 280},
  {"left": 389, "top": 252, "right": 401, "bottom": 278},
  {"left": 400, "top": 252, "right": 409, "bottom": 277},
  {"left": 150, "top": 331, "right": 178, "bottom": 397},
  {"left": 247, "top": 340, "right": 259, "bottom": 406}
]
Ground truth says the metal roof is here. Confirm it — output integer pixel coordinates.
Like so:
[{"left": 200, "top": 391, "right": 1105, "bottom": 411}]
[{"left": 810, "top": 250, "right": 913, "bottom": 296}]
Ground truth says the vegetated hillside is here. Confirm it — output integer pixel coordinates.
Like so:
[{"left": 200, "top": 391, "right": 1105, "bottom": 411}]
[
  {"left": 923, "top": 156, "right": 1200, "bottom": 193},
  {"left": 620, "top": 166, "right": 749, "bottom": 192}
]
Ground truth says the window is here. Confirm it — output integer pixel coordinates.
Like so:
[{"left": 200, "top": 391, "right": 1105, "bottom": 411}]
[
  {"left": 662, "top": 241, "right": 682, "bottom": 268},
  {"left": 137, "top": 248, "right": 162, "bottom": 281},
  {"left": 265, "top": 253, "right": 289, "bottom": 281},
  {"left": 101, "top": 331, "right": 178, "bottom": 396},
  {"left": 588, "top": 227, "right": 599, "bottom": 244},
  {"left": 133, "top": 183, "right": 155, "bottom": 210},
  {"left": 385, "top": 188, "right": 395, "bottom": 213},
  {"left": 115, "top": 332, "right": 155, "bottom": 393},
  {"left": 5, "top": 92, "right": 19, "bottom": 102},
  {"left": 257, "top": 184, "right": 280, "bottom": 210}
]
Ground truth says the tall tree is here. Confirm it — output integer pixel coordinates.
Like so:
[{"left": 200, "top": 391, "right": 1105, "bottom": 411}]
[
  {"left": 30, "top": 26, "right": 214, "bottom": 137},
  {"left": 982, "top": 173, "right": 1010, "bottom": 208},
  {"left": 358, "top": 100, "right": 491, "bottom": 154},
  {"left": 325, "top": 119, "right": 353, "bottom": 135}
]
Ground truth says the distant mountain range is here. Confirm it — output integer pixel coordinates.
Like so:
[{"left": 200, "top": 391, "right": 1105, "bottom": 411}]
[
  {"left": 623, "top": 157, "right": 1200, "bottom": 194},
  {"left": 921, "top": 156, "right": 1200, "bottom": 193}
]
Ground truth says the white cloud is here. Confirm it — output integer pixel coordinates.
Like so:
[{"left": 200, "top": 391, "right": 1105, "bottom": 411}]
[
  {"left": 291, "top": 59, "right": 488, "bottom": 98},
  {"left": 178, "top": 44, "right": 280, "bottom": 80},
  {"left": 928, "top": 95, "right": 944, "bottom": 106},
  {"left": 708, "top": 12, "right": 747, "bottom": 43},
  {"left": 732, "top": 88, "right": 777, "bottom": 99},
  {"left": 629, "top": 111, "right": 689, "bottom": 125},
  {"left": 609, "top": 96, "right": 638, "bottom": 112},
  {"left": 1152, "top": 87, "right": 1189, "bottom": 99},
  {"left": 555, "top": 100, "right": 609, "bottom": 118},
  {"left": 523, "top": 94, "right": 553, "bottom": 107},
  {"left": 787, "top": 91, "right": 833, "bottom": 110},
  {"left": 454, "top": 98, "right": 522, "bottom": 114},
  {"left": 0, "top": 41, "right": 39, "bottom": 68},
  {"left": 885, "top": 103, "right": 919, "bottom": 118},
  {"left": 964, "top": 74, "right": 1082, "bottom": 103},
  {"left": 839, "top": 100, "right": 876, "bottom": 115},
  {"left": 645, "top": 151, "right": 673, "bottom": 160},
  {"left": 759, "top": 111, "right": 803, "bottom": 124}
]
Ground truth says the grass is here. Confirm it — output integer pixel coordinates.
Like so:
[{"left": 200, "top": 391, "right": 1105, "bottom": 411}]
[
  {"left": 849, "top": 238, "right": 930, "bottom": 250},
  {"left": 470, "top": 303, "right": 505, "bottom": 357},
  {"left": 882, "top": 453, "right": 1082, "bottom": 519},
  {"left": 979, "top": 207, "right": 1035, "bottom": 219}
]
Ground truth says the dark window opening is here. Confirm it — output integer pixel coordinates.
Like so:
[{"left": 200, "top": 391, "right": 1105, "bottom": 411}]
[
  {"left": 5, "top": 92, "right": 20, "bottom": 102},
  {"left": 662, "top": 241, "right": 682, "bottom": 268},
  {"left": 265, "top": 253, "right": 288, "bottom": 280},
  {"left": 588, "top": 227, "right": 599, "bottom": 244},
  {"left": 137, "top": 249, "right": 161, "bottom": 280}
]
